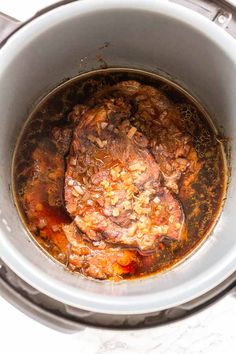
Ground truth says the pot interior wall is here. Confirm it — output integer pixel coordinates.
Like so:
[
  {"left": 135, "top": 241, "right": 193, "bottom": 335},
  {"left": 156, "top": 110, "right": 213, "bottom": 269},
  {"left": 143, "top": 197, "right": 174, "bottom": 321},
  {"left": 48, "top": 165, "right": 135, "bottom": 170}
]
[{"left": 0, "top": 0, "right": 235, "bottom": 313}]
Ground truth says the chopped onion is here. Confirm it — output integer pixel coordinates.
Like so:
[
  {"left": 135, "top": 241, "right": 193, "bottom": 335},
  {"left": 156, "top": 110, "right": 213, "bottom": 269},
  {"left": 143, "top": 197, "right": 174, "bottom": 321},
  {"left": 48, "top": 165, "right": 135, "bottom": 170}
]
[
  {"left": 127, "top": 126, "right": 137, "bottom": 139},
  {"left": 52, "top": 224, "right": 60, "bottom": 232},
  {"left": 88, "top": 134, "right": 97, "bottom": 143},
  {"left": 129, "top": 161, "right": 146, "bottom": 172},
  {"left": 38, "top": 218, "right": 47, "bottom": 229},
  {"left": 153, "top": 196, "right": 160, "bottom": 204},
  {"left": 96, "top": 137, "right": 107, "bottom": 148},
  {"left": 67, "top": 179, "right": 74, "bottom": 186},
  {"left": 87, "top": 199, "right": 93, "bottom": 206},
  {"left": 73, "top": 184, "right": 84, "bottom": 195},
  {"left": 70, "top": 157, "right": 77, "bottom": 166},
  {"left": 112, "top": 208, "right": 120, "bottom": 217},
  {"left": 101, "top": 122, "right": 108, "bottom": 129}
]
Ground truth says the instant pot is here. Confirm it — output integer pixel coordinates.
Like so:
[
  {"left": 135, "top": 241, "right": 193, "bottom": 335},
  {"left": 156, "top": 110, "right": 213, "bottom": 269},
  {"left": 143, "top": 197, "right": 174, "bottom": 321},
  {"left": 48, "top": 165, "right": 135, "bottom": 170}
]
[{"left": 0, "top": 0, "right": 236, "bottom": 331}]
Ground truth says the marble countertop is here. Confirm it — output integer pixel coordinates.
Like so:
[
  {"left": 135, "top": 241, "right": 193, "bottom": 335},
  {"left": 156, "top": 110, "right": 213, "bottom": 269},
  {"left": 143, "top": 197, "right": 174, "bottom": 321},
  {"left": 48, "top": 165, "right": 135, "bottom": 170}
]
[
  {"left": 0, "top": 1, "right": 236, "bottom": 353},
  {"left": 0, "top": 292, "right": 236, "bottom": 353}
]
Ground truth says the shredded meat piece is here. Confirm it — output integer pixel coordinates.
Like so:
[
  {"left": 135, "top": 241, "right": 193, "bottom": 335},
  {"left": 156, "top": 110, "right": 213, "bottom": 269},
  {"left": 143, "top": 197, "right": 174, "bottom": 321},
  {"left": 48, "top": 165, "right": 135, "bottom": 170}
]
[
  {"left": 63, "top": 222, "right": 139, "bottom": 280},
  {"left": 86, "top": 80, "right": 201, "bottom": 193},
  {"left": 64, "top": 95, "right": 185, "bottom": 253},
  {"left": 113, "top": 81, "right": 201, "bottom": 193},
  {"left": 51, "top": 127, "right": 73, "bottom": 154}
]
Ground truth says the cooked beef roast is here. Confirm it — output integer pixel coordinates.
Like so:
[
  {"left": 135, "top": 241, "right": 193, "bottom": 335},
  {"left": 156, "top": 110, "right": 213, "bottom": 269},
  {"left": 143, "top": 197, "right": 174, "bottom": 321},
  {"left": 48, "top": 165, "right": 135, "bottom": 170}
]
[
  {"left": 20, "top": 140, "right": 140, "bottom": 280},
  {"left": 16, "top": 71, "right": 222, "bottom": 281},
  {"left": 64, "top": 92, "right": 185, "bottom": 253},
  {"left": 63, "top": 222, "right": 139, "bottom": 280}
]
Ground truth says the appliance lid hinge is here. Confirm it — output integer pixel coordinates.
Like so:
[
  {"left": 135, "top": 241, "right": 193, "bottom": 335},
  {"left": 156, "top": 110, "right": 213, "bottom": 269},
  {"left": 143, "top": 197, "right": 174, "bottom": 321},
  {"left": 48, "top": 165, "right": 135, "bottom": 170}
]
[{"left": 213, "top": 9, "right": 232, "bottom": 28}]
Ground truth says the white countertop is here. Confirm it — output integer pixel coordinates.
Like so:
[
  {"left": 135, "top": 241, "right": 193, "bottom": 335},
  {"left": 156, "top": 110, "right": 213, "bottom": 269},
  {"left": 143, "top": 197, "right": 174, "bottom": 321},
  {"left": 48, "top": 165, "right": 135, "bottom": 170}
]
[
  {"left": 1, "top": 293, "right": 236, "bottom": 354},
  {"left": 0, "top": 1, "right": 236, "bottom": 353}
]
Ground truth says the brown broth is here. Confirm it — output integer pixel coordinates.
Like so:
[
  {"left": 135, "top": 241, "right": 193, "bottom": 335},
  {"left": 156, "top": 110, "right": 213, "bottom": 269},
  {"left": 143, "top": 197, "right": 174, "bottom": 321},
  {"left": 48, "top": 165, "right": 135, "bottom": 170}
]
[{"left": 13, "top": 68, "right": 227, "bottom": 280}]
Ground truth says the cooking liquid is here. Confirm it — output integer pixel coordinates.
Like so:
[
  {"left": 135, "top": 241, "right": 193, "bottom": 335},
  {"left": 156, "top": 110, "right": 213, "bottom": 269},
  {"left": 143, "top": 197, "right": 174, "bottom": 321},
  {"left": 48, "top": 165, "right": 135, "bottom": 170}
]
[{"left": 13, "top": 68, "right": 228, "bottom": 279}]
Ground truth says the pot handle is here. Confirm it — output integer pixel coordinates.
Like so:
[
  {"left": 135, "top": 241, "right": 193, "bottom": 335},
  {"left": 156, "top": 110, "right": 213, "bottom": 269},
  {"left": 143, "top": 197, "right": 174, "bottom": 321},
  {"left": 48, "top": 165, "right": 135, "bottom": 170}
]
[{"left": 0, "top": 12, "right": 21, "bottom": 44}]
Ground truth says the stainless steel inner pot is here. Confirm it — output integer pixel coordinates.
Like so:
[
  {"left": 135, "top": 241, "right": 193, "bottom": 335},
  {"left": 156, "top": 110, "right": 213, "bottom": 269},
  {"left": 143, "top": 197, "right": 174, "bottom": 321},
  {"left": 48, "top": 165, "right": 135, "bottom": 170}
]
[{"left": 0, "top": 0, "right": 236, "bottom": 315}]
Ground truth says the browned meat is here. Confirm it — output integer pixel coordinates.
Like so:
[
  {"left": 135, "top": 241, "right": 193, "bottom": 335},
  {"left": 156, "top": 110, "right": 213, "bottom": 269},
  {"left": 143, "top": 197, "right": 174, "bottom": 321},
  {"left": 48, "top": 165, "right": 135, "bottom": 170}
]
[
  {"left": 51, "top": 126, "right": 73, "bottom": 155},
  {"left": 96, "top": 80, "right": 201, "bottom": 193},
  {"left": 21, "top": 139, "right": 140, "bottom": 280},
  {"left": 16, "top": 73, "right": 221, "bottom": 282},
  {"left": 64, "top": 96, "right": 185, "bottom": 253},
  {"left": 63, "top": 222, "right": 139, "bottom": 280}
]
